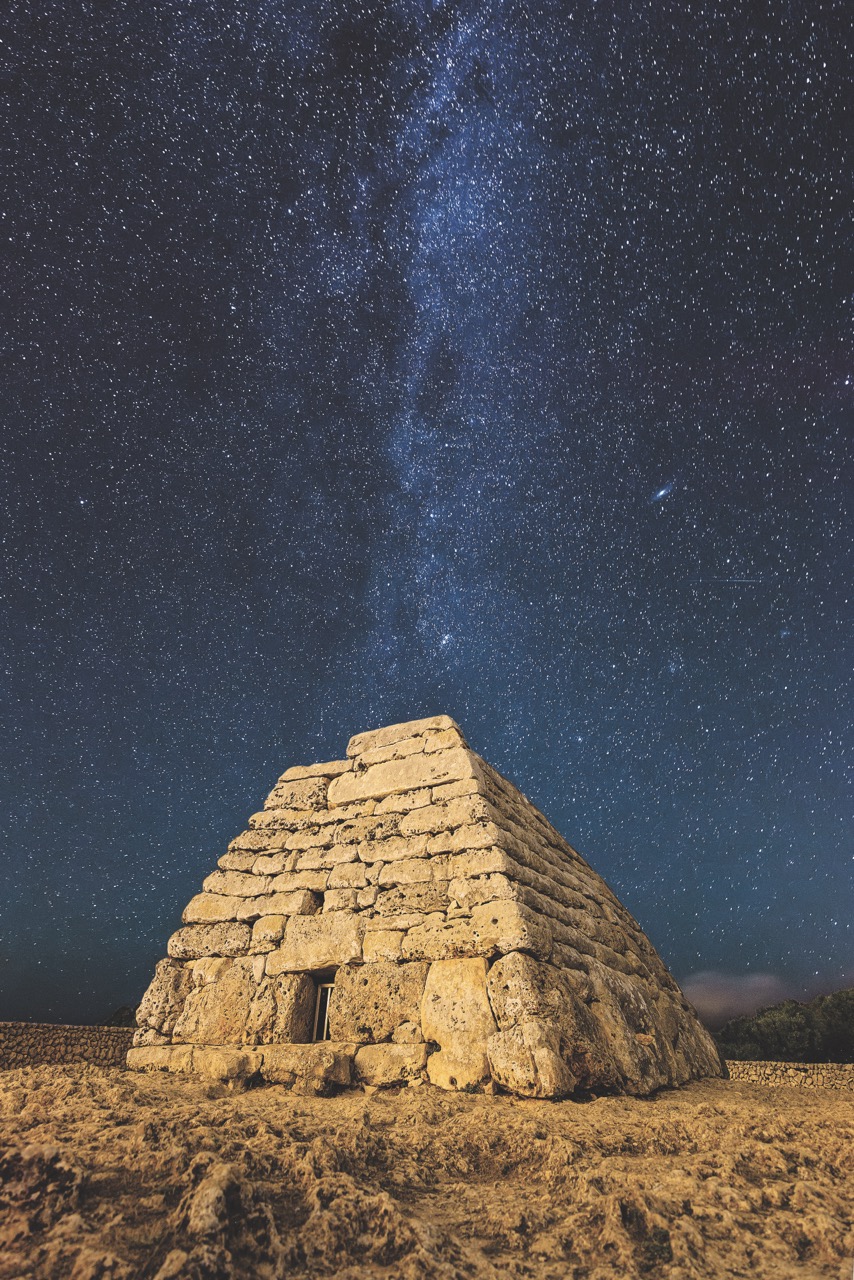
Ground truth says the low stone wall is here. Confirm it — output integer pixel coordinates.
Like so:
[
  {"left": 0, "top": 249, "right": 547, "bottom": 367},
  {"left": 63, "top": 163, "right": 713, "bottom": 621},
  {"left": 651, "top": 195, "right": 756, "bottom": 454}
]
[
  {"left": 0, "top": 1022, "right": 135, "bottom": 1069},
  {"left": 726, "top": 1060, "right": 854, "bottom": 1090}
]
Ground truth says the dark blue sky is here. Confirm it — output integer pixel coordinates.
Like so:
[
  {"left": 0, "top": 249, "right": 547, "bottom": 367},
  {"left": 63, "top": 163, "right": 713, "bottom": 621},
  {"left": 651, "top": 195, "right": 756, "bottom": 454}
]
[{"left": 2, "top": 0, "right": 851, "bottom": 1023}]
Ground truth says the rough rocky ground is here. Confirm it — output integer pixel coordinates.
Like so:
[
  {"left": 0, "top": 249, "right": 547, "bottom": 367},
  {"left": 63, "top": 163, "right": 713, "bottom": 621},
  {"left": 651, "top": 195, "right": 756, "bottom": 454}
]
[{"left": 0, "top": 1066, "right": 852, "bottom": 1280}]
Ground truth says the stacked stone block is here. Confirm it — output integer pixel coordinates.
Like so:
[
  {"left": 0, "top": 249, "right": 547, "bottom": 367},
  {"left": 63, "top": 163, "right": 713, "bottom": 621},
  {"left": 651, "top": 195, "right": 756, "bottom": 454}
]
[{"left": 128, "top": 715, "right": 722, "bottom": 1097}]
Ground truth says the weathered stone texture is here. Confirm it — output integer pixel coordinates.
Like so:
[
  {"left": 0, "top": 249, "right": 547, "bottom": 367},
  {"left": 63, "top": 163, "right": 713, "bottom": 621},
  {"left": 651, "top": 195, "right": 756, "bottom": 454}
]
[
  {"left": 266, "top": 913, "right": 364, "bottom": 974},
  {"left": 167, "top": 922, "right": 251, "bottom": 959},
  {"left": 421, "top": 958, "right": 497, "bottom": 1089},
  {"left": 134, "top": 959, "right": 194, "bottom": 1046},
  {"left": 170, "top": 960, "right": 314, "bottom": 1046},
  {"left": 328, "top": 961, "right": 429, "bottom": 1043},
  {"left": 130, "top": 714, "right": 723, "bottom": 1099},
  {"left": 0, "top": 1023, "right": 133, "bottom": 1070}
]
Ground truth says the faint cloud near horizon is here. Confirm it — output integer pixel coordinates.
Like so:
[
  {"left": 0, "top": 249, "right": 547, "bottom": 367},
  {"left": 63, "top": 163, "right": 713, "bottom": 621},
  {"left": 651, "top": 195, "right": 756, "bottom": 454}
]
[{"left": 681, "top": 971, "right": 796, "bottom": 1028}]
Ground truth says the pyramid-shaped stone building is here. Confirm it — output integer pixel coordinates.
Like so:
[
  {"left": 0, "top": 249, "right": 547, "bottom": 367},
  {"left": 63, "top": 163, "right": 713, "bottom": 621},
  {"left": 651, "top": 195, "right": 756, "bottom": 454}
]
[{"left": 128, "top": 716, "right": 721, "bottom": 1097}]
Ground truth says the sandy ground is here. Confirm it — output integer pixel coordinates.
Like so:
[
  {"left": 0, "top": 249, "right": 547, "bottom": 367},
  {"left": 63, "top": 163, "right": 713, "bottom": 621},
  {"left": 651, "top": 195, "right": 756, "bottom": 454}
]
[{"left": 0, "top": 1066, "right": 852, "bottom": 1280}]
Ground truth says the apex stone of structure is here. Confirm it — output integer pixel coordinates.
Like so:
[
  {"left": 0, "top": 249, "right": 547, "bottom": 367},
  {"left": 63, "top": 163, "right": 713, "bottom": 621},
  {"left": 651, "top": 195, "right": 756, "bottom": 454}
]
[{"left": 128, "top": 716, "right": 722, "bottom": 1097}]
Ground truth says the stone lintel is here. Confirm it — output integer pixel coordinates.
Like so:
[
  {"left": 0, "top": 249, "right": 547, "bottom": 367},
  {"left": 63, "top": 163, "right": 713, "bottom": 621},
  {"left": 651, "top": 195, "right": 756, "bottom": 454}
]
[{"left": 346, "top": 715, "right": 465, "bottom": 759}]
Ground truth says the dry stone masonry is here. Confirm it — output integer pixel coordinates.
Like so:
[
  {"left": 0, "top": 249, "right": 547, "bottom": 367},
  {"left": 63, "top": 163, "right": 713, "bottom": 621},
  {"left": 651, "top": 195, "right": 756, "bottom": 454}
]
[
  {"left": 725, "top": 1060, "right": 854, "bottom": 1090},
  {"left": 128, "top": 716, "right": 722, "bottom": 1097},
  {"left": 0, "top": 1023, "right": 134, "bottom": 1069}
]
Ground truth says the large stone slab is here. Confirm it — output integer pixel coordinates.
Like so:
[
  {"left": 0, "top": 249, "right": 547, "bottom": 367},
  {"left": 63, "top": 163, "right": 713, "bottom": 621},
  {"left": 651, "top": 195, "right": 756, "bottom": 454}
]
[
  {"left": 486, "top": 952, "right": 646, "bottom": 1092},
  {"left": 354, "top": 1044, "right": 427, "bottom": 1086},
  {"left": 171, "top": 958, "right": 314, "bottom": 1046},
  {"left": 265, "top": 913, "right": 364, "bottom": 974},
  {"left": 280, "top": 759, "right": 353, "bottom": 781},
  {"left": 134, "top": 959, "right": 194, "bottom": 1046},
  {"left": 167, "top": 922, "right": 252, "bottom": 959},
  {"left": 260, "top": 1043, "right": 354, "bottom": 1094},
  {"left": 487, "top": 1021, "right": 577, "bottom": 1099},
  {"left": 328, "top": 961, "right": 429, "bottom": 1043},
  {"left": 421, "top": 957, "right": 497, "bottom": 1089},
  {"left": 401, "top": 901, "right": 552, "bottom": 963},
  {"left": 328, "top": 747, "right": 480, "bottom": 806},
  {"left": 346, "top": 715, "right": 464, "bottom": 758},
  {"left": 165, "top": 921, "right": 248, "bottom": 962}
]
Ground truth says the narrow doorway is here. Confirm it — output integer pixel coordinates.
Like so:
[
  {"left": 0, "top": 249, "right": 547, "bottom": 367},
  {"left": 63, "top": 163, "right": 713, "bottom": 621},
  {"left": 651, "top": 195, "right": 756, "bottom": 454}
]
[{"left": 312, "top": 980, "right": 334, "bottom": 1041}]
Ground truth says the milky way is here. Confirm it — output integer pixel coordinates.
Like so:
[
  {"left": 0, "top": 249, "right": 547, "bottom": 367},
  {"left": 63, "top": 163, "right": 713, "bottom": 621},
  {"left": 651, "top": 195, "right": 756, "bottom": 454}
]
[{"left": 2, "top": 1, "right": 851, "bottom": 1021}]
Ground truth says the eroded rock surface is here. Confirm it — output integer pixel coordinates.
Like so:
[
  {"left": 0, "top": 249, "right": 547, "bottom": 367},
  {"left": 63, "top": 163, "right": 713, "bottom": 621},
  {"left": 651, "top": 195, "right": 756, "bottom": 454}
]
[{"left": 2, "top": 1065, "right": 853, "bottom": 1280}]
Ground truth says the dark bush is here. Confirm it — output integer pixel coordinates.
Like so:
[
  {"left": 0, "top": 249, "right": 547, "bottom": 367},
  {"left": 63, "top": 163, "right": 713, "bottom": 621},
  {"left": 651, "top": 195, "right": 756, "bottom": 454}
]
[{"left": 716, "top": 988, "right": 854, "bottom": 1062}]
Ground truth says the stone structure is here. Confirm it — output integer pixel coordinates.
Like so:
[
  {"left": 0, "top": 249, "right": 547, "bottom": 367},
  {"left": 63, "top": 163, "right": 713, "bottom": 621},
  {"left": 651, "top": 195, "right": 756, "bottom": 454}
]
[
  {"left": 128, "top": 716, "right": 722, "bottom": 1097},
  {"left": 0, "top": 1023, "right": 134, "bottom": 1069},
  {"left": 725, "top": 1060, "right": 854, "bottom": 1090}
]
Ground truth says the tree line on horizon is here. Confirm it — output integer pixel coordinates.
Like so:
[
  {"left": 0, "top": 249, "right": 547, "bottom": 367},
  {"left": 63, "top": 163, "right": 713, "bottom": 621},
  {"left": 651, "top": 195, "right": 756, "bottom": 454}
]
[{"left": 715, "top": 987, "right": 854, "bottom": 1062}]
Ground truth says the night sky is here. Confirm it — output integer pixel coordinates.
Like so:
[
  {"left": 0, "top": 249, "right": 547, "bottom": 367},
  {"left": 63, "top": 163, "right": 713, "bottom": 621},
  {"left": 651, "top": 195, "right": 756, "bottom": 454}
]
[{"left": 2, "top": 1, "right": 851, "bottom": 1025}]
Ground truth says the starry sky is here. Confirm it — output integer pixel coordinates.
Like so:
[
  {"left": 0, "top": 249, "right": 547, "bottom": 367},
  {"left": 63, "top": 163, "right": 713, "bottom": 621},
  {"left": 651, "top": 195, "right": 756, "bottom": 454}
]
[{"left": 2, "top": 0, "right": 851, "bottom": 1025}]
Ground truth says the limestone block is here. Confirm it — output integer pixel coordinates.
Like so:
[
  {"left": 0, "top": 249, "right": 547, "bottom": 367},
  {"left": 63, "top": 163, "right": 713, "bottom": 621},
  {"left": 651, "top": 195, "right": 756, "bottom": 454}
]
[
  {"left": 323, "top": 888, "right": 358, "bottom": 911},
  {"left": 359, "top": 735, "right": 427, "bottom": 768},
  {"left": 127, "top": 1045, "right": 195, "bottom": 1074},
  {"left": 253, "top": 852, "right": 293, "bottom": 875},
  {"left": 263, "top": 777, "right": 329, "bottom": 810},
  {"left": 192, "top": 1047, "right": 263, "bottom": 1081},
  {"left": 269, "top": 870, "right": 329, "bottom": 893},
  {"left": 470, "top": 901, "right": 553, "bottom": 961},
  {"left": 250, "top": 915, "right": 288, "bottom": 953},
  {"left": 375, "top": 788, "right": 432, "bottom": 814},
  {"left": 376, "top": 858, "right": 434, "bottom": 886},
  {"left": 284, "top": 825, "right": 335, "bottom": 851},
  {"left": 328, "top": 746, "right": 480, "bottom": 806},
  {"left": 167, "top": 923, "right": 252, "bottom": 960},
  {"left": 392, "top": 1021, "right": 421, "bottom": 1043},
  {"left": 332, "top": 814, "right": 402, "bottom": 846},
  {"left": 236, "top": 890, "right": 321, "bottom": 921},
  {"left": 260, "top": 1043, "right": 354, "bottom": 1094},
  {"left": 372, "top": 883, "right": 449, "bottom": 916},
  {"left": 399, "top": 794, "right": 491, "bottom": 835},
  {"left": 423, "top": 727, "right": 467, "bottom": 753},
  {"left": 228, "top": 828, "right": 289, "bottom": 854},
  {"left": 134, "top": 959, "right": 193, "bottom": 1044},
  {"left": 217, "top": 851, "right": 258, "bottom": 872},
  {"left": 366, "top": 911, "right": 426, "bottom": 931},
  {"left": 427, "top": 822, "right": 502, "bottom": 854},
  {"left": 487, "top": 1021, "right": 577, "bottom": 1099},
  {"left": 402, "top": 901, "right": 551, "bottom": 963},
  {"left": 354, "top": 1044, "right": 428, "bottom": 1086},
  {"left": 183, "top": 893, "right": 243, "bottom": 924},
  {"left": 131, "top": 1027, "right": 167, "bottom": 1047},
  {"left": 432, "top": 778, "right": 480, "bottom": 802},
  {"left": 401, "top": 916, "right": 473, "bottom": 961},
  {"left": 171, "top": 958, "right": 314, "bottom": 1046},
  {"left": 243, "top": 972, "right": 315, "bottom": 1045},
  {"left": 190, "top": 958, "right": 232, "bottom": 985},
  {"left": 265, "top": 912, "right": 364, "bottom": 975},
  {"left": 448, "top": 873, "right": 519, "bottom": 910},
  {"left": 328, "top": 961, "right": 429, "bottom": 1043},
  {"left": 327, "top": 862, "right": 368, "bottom": 889},
  {"left": 486, "top": 953, "right": 621, "bottom": 1091},
  {"left": 280, "top": 759, "right": 353, "bottom": 781},
  {"left": 443, "top": 848, "right": 515, "bottom": 880},
  {"left": 357, "top": 833, "right": 429, "bottom": 864},
  {"left": 346, "top": 715, "right": 463, "bottom": 758},
  {"left": 363, "top": 931, "right": 404, "bottom": 962},
  {"left": 421, "top": 958, "right": 497, "bottom": 1090},
  {"left": 356, "top": 886, "right": 378, "bottom": 907},
  {"left": 294, "top": 845, "right": 358, "bottom": 871},
  {"left": 202, "top": 870, "right": 273, "bottom": 897}
]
